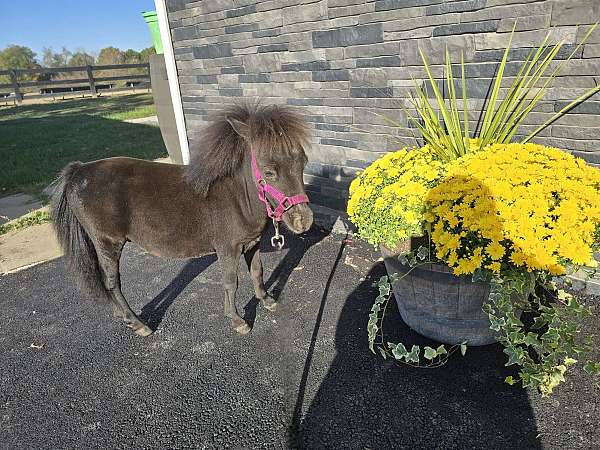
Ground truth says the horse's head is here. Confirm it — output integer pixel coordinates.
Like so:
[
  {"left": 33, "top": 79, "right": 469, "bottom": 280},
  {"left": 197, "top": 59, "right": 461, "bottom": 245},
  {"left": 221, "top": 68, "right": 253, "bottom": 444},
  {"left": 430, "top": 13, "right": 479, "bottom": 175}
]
[{"left": 228, "top": 105, "right": 313, "bottom": 234}]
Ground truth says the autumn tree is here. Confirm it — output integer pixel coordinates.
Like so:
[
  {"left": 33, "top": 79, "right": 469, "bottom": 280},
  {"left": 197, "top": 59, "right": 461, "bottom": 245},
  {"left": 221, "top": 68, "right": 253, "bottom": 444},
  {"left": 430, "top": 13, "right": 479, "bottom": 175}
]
[
  {"left": 97, "top": 47, "right": 124, "bottom": 66},
  {"left": 0, "top": 45, "right": 39, "bottom": 83},
  {"left": 122, "top": 49, "right": 141, "bottom": 64},
  {"left": 139, "top": 47, "right": 156, "bottom": 63},
  {"left": 69, "top": 50, "right": 95, "bottom": 66},
  {"left": 41, "top": 46, "right": 72, "bottom": 68}
]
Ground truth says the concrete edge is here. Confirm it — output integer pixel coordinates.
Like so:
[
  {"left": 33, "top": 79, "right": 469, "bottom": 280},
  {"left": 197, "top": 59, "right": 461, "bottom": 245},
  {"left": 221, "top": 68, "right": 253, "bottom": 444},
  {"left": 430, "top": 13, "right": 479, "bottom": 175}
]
[
  {"left": 1, "top": 205, "right": 50, "bottom": 229},
  {"left": 123, "top": 115, "right": 159, "bottom": 125},
  {"left": 3, "top": 259, "right": 55, "bottom": 275},
  {"left": 568, "top": 269, "right": 600, "bottom": 296}
]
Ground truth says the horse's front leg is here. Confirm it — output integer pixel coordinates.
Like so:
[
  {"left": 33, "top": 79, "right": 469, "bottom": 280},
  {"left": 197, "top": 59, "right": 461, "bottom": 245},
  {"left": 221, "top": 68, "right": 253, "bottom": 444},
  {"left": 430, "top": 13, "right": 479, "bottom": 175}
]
[
  {"left": 244, "top": 240, "right": 277, "bottom": 312},
  {"left": 218, "top": 246, "right": 251, "bottom": 335}
]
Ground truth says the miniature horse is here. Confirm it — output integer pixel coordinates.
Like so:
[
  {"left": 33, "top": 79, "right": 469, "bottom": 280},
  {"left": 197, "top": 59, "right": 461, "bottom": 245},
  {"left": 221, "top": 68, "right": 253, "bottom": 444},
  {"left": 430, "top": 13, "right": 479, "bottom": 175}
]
[{"left": 51, "top": 103, "right": 313, "bottom": 336}]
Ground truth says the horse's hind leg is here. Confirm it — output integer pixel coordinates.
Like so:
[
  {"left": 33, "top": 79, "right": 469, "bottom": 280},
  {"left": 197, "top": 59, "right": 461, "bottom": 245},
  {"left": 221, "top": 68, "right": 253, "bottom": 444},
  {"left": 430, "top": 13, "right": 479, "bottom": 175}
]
[
  {"left": 244, "top": 240, "right": 277, "bottom": 312},
  {"left": 218, "top": 246, "right": 251, "bottom": 335},
  {"left": 95, "top": 238, "right": 153, "bottom": 337}
]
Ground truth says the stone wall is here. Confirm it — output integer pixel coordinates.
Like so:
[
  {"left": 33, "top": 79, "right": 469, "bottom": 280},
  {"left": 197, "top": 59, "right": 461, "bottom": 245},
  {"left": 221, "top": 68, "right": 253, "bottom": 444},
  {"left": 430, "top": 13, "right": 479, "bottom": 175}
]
[{"left": 166, "top": 0, "right": 600, "bottom": 210}]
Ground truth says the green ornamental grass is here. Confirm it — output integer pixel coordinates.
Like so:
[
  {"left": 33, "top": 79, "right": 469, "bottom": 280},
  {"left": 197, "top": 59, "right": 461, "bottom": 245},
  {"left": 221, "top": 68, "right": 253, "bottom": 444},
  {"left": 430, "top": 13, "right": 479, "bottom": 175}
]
[{"left": 402, "top": 22, "right": 600, "bottom": 161}]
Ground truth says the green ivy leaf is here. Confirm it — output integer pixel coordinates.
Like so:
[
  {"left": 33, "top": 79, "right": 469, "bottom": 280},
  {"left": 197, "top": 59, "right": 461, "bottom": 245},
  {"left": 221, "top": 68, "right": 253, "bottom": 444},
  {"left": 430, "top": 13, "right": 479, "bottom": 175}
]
[
  {"left": 367, "top": 320, "right": 378, "bottom": 353},
  {"left": 522, "top": 332, "right": 540, "bottom": 347},
  {"left": 489, "top": 316, "right": 504, "bottom": 332},
  {"left": 406, "top": 345, "right": 420, "bottom": 363},
  {"left": 391, "top": 343, "right": 408, "bottom": 360},
  {"left": 505, "top": 376, "right": 516, "bottom": 385},
  {"left": 423, "top": 346, "right": 437, "bottom": 360},
  {"left": 472, "top": 269, "right": 488, "bottom": 283},
  {"left": 378, "top": 284, "right": 391, "bottom": 297},
  {"left": 460, "top": 343, "right": 467, "bottom": 356},
  {"left": 506, "top": 315, "right": 523, "bottom": 328},
  {"left": 436, "top": 344, "right": 448, "bottom": 356},
  {"left": 531, "top": 316, "right": 548, "bottom": 330},
  {"left": 557, "top": 289, "right": 573, "bottom": 302},
  {"left": 564, "top": 357, "right": 577, "bottom": 366},
  {"left": 378, "top": 346, "right": 388, "bottom": 360},
  {"left": 504, "top": 346, "right": 525, "bottom": 366},
  {"left": 583, "top": 362, "right": 600, "bottom": 375}
]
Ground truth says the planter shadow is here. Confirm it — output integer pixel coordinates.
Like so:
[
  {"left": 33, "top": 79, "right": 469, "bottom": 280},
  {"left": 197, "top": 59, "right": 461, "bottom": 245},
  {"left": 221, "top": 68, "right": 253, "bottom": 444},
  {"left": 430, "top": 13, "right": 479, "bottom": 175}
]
[{"left": 295, "top": 262, "right": 541, "bottom": 449}]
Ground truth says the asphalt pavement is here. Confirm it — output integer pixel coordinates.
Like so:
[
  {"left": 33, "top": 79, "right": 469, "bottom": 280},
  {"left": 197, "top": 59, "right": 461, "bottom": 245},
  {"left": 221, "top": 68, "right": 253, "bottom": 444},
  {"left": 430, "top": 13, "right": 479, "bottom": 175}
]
[{"left": 1, "top": 226, "right": 599, "bottom": 449}]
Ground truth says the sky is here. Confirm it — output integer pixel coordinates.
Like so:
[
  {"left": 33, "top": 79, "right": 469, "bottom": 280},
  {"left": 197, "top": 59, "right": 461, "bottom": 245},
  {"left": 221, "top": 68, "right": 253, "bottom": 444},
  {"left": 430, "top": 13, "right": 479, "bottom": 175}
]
[{"left": 0, "top": 0, "right": 157, "bottom": 58}]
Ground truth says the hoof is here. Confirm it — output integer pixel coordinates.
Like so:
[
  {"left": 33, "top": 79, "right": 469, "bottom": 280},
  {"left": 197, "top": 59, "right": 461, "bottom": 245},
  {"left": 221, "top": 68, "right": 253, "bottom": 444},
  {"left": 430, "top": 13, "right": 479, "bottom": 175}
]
[
  {"left": 233, "top": 320, "right": 251, "bottom": 335},
  {"left": 133, "top": 324, "right": 154, "bottom": 337},
  {"left": 126, "top": 320, "right": 154, "bottom": 337},
  {"left": 261, "top": 295, "right": 278, "bottom": 312}
]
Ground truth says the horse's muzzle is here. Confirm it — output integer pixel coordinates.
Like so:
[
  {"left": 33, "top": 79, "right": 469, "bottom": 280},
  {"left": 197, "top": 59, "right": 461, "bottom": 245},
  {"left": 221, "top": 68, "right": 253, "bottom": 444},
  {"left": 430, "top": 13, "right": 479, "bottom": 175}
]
[{"left": 283, "top": 203, "right": 313, "bottom": 234}]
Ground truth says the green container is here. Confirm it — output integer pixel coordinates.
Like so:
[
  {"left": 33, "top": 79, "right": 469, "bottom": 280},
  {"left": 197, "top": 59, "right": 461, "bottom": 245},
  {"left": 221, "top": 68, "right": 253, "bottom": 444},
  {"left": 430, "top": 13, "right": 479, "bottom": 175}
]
[{"left": 142, "top": 11, "right": 164, "bottom": 54}]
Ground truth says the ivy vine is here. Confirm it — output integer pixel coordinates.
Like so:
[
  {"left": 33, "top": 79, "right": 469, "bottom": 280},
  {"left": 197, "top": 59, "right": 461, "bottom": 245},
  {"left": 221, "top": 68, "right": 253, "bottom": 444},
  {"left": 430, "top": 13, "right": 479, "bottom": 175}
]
[
  {"left": 368, "top": 247, "right": 600, "bottom": 395},
  {"left": 368, "top": 248, "right": 468, "bottom": 369}
]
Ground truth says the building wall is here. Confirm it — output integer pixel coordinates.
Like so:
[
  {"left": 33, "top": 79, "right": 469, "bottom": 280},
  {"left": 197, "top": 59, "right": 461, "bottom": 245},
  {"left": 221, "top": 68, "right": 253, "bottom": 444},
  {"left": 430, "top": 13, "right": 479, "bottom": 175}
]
[{"left": 166, "top": 0, "right": 600, "bottom": 210}]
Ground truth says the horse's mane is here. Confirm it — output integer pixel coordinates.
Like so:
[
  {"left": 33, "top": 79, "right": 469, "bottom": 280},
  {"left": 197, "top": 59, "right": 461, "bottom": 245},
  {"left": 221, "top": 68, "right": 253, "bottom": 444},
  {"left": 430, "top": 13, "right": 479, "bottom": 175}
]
[{"left": 185, "top": 102, "right": 310, "bottom": 196}]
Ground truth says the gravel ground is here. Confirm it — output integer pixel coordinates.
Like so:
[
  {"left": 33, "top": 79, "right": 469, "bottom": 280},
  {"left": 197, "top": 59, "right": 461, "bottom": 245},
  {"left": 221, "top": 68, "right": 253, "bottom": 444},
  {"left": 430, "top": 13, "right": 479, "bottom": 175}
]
[{"left": 0, "top": 227, "right": 598, "bottom": 449}]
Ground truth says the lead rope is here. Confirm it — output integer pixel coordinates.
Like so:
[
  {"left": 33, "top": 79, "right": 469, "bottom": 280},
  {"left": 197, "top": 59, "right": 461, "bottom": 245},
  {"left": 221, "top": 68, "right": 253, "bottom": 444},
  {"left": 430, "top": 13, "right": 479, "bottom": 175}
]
[{"left": 270, "top": 218, "right": 285, "bottom": 250}]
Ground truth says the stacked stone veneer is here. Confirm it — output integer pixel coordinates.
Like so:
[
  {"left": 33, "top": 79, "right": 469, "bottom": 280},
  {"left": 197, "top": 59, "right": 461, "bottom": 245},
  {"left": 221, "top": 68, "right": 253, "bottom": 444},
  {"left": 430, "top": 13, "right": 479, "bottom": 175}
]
[{"left": 166, "top": 0, "right": 600, "bottom": 210}]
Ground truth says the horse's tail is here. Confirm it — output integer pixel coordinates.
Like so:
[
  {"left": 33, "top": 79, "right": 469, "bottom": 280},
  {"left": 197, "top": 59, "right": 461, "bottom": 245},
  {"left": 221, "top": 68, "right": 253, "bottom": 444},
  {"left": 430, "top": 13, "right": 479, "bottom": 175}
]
[{"left": 50, "top": 162, "right": 109, "bottom": 302}]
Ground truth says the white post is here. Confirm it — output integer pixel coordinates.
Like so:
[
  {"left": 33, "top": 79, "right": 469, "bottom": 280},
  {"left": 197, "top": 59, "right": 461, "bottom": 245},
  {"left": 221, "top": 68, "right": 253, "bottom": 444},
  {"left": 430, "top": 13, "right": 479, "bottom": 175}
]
[{"left": 154, "top": 0, "right": 190, "bottom": 164}]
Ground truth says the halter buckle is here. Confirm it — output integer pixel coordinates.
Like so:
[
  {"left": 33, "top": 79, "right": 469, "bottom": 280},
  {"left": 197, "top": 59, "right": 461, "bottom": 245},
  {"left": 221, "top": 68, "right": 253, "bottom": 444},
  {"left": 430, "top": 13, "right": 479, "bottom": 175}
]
[
  {"left": 271, "top": 234, "right": 285, "bottom": 250},
  {"left": 271, "top": 219, "right": 285, "bottom": 250}
]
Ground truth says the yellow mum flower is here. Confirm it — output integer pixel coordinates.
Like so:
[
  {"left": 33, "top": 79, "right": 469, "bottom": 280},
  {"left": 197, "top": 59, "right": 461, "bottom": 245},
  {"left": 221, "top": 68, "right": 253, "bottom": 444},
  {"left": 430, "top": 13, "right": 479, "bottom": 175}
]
[
  {"left": 486, "top": 241, "right": 505, "bottom": 261},
  {"left": 487, "top": 262, "right": 501, "bottom": 273},
  {"left": 347, "top": 146, "right": 445, "bottom": 247},
  {"left": 427, "top": 143, "right": 600, "bottom": 275}
]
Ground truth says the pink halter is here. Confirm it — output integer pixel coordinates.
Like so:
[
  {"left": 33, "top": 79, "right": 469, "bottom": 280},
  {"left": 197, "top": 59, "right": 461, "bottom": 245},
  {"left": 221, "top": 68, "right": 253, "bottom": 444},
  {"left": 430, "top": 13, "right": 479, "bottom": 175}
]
[{"left": 251, "top": 151, "right": 309, "bottom": 222}]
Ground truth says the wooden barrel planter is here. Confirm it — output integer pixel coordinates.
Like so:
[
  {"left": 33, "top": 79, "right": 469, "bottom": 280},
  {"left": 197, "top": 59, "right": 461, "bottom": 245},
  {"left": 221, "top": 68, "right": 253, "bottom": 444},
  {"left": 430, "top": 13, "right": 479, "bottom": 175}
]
[{"left": 381, "top": 244, "right": 507, "bottom": 346}]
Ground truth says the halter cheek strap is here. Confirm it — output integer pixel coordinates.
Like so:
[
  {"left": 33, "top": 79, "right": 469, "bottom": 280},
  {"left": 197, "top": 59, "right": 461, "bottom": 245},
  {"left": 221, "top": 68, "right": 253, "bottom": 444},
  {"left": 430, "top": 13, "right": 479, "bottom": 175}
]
[{"left": 251, "top": 151, "right": 310, "bottom": 249}]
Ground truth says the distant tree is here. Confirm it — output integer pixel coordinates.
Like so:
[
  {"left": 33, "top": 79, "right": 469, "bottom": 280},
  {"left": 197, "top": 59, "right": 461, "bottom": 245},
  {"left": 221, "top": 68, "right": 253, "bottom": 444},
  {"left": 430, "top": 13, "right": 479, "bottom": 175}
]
[
  {"left": 69, "top": 50, "right": 95, "bottom": 66},
  {"left": 0, "top": 45, "right": 39, "bottom": 83},
  {"left": 41, "top": 47, "right": 55, "bottom": 67},
  {"left": 139, "top": 46, "right": 156, "bottom": 63},
  {"left": 97, "top": 47, "right": 124, "bottom": 66},
  {"left": 41, "top": 46, "right": 72, "bottom": 68},
  {"left": 0, "top": 45, "right": 37, "bottom": 69},
  {"left": 122, "top": 48, "right": 141, "bottom": 64}
]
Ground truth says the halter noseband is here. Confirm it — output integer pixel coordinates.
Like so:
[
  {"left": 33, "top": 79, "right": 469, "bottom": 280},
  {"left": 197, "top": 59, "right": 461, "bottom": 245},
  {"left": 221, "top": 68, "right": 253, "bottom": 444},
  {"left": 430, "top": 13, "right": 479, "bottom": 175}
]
[{"left": 250, "top": 151, "right": 309, "bottom": 248}]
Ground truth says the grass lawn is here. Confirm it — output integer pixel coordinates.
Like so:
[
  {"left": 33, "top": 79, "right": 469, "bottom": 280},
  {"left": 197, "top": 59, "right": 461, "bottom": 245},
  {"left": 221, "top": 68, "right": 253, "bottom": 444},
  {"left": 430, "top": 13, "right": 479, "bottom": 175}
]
[{"left": 0, "top": 93, "right": 167, "bottom": 197}]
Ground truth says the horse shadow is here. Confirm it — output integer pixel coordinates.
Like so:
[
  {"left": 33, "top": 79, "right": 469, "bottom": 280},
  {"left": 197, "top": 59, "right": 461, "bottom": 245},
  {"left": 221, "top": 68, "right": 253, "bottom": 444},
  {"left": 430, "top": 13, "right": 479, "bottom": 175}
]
[
  {"left": 140, "top": 254, "right": 217, "bottom": 329},
  {"left": 242, "top": 224, "right": 330, "bottom": 327},
  {"left": 140, "top": 223, "right": 330, "bottom": 331},
  {"left": 293, "top": 262, "right": 542, "bottom": 449}
]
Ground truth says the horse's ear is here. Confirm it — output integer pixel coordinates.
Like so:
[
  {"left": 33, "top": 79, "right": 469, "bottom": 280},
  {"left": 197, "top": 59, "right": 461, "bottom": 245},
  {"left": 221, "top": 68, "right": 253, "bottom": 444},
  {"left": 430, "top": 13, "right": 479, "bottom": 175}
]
[{"left": 227, "top": 118, "right": 250, "bottom": 141}]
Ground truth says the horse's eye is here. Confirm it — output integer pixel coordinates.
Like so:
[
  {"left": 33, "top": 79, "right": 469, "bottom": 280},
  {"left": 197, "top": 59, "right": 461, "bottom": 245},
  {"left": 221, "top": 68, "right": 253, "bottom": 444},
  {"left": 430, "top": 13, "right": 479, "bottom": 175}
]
[{"left": 264, "top": 169, "right": 276, "bottom": 179}]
